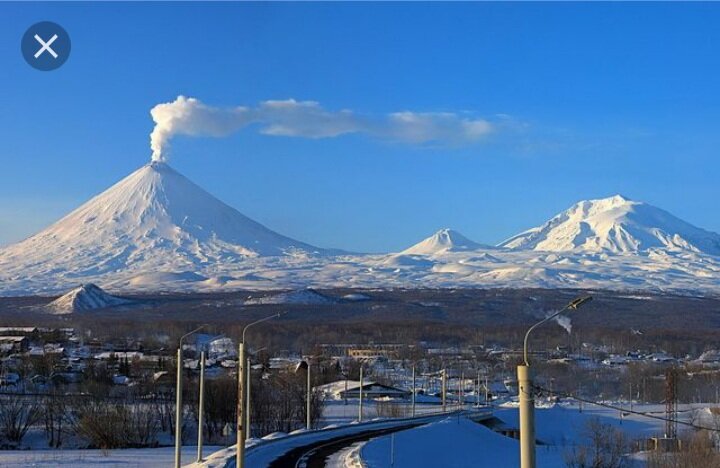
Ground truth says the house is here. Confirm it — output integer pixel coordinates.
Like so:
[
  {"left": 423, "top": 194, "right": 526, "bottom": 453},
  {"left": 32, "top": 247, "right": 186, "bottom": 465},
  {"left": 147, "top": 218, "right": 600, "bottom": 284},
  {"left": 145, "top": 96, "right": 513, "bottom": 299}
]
[
  {"left": 317, "top": 380, "right": 411, "bottom": 400},
  {"left": 113, "top": 374, "right": 130, "bottom": 385},
  {"left": 153, "top": 371, "right": 174, "bottom": 386},
  {"left": 0, "top": 336, "right": 29, "bottom": 353},
  {"left": 0, "top": 373, "right": 20, "bottom": 386},
  {"left": 341, "top": 382, "right": 411, "bottom": 399},
  {"left": 0, "top": 327, "right": 38, "bottom": 337}
]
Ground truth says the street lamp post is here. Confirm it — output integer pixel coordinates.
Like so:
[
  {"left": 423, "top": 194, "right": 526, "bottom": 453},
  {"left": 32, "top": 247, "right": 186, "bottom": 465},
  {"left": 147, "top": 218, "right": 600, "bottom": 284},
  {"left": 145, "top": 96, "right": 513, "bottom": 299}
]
[
  {"left": 306, "top": 362, "right": 311, "bottom": 430},
  {"left": 358, "top": 365, "right": 364, "bottom": 422},
  {"left": 441, "top": 369, "right": 447, "bottom": 412},
  {"left": 295, "top": 359, "right": 313, "bottom": 430},
  {"left": 175, "top": 324, "right": 208, "bottom": 468},
  {"left": 518, "top": 296, "right": 592, "bottom": 468},
  {"left": 244, "top": 346, "right": 266, "bottom": 442},
  {"left": 246, "top": 356, "right": 251, "bottom": 440},
  {"left": 236, "top": 313, "right": 284, "bottom": 468},
  {"left": 197, "top": 350, "right": 206, "bottom": 463},
  {"left": 411, "top": 365, "right": 416, "bottom": 417}
]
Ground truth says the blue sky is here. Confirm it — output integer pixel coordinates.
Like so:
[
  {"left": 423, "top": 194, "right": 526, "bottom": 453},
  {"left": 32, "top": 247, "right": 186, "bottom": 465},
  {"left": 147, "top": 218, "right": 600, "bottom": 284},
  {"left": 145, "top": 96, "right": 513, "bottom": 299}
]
[{"left": 1, "top": 2, "right": 719, "bottom": 252}]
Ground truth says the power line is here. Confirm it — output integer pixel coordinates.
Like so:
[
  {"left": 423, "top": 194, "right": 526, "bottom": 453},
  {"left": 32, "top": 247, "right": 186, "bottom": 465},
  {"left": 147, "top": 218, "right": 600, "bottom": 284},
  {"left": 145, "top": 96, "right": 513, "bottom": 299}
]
[{"left": 535, "top": 385, "right": 720, "bottom": 434}]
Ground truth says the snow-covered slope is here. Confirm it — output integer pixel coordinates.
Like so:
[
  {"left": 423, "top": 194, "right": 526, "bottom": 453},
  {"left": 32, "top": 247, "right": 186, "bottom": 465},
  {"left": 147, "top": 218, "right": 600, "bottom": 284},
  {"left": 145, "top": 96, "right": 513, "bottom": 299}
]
[
  {"left": 500, "top": 195, "right": 720, "bottom": 255},
  {"left": 244, "top": 288, "right": 338, "bottom": 305},
  {"left": 401, "top": 229, "right": 484, "bottom": 255},
  {"left": 47, "top": 283, "right": 131, "bottom": 314},
  {"left": 0, "top": 162, "right": 326, "bottom": 292}
]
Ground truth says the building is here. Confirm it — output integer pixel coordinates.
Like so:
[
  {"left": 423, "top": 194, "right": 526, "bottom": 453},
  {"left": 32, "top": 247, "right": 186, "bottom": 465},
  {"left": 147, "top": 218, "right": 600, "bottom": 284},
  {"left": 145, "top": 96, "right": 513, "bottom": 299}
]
[{"left": 0, "top": 336, "right": 29, "bottom": 353}]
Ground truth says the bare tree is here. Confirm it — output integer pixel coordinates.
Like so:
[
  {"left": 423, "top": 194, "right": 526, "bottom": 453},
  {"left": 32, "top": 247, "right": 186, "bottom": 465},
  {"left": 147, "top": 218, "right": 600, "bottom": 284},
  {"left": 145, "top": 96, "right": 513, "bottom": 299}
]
[
  {"left": 43, "top": 390, "right": 67, "bottom": 448},
  {"left": 565, "top": 418, "right": 630, "bottom": 468},
  {"left": 0, "top": 393, "right": 42, "bottom": 446}
]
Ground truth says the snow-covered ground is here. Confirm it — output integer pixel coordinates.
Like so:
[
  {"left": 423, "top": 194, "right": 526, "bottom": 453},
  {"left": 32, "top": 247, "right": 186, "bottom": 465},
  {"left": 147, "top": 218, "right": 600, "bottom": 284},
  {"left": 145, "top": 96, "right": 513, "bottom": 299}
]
[
  {"left": 354, "top": 402, "right": 659, "bottom": 468},
  {"left": 17, "top": 400, "right": 712, "bottom": 467},
  {"left": 0, "top": 445, "right": 222, "bottom": 467},
  {"left": 360, "top": 416, "right": 566, "bottom": 468},
  {"left": 355, "top": 401, "right": 709, "bottom": 468},
  {"left": 192, "top": 410, "right": 472, "bottom": 468}
]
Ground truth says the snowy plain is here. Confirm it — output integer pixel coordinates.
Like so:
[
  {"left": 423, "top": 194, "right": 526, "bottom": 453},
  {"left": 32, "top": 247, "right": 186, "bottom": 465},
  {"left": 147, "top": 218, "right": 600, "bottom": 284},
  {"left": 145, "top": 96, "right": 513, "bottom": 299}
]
[{"left": 0, "top": 445, "right": 222, "bottom": 467}]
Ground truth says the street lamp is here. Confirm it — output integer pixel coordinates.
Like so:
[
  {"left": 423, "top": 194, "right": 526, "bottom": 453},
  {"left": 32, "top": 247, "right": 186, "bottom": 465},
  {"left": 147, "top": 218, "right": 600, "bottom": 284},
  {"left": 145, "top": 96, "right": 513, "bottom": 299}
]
[
  {"left": 518, "top": 295, "right": 592, "bottom": 468},
  {"left": 197, "top": 348, "right": 206, "bottom": 463},
  {"left": 236, "top": 312, "right": 284, "bottom": 468},
  {"left": 245, "top": 346, "right": 266, "bottom": 441},
  {"left": 295, "top": 359, "right": 312, "bottom": 430},
  {"left": 175, "top": 324, "right": 208, "bottom": 468}
]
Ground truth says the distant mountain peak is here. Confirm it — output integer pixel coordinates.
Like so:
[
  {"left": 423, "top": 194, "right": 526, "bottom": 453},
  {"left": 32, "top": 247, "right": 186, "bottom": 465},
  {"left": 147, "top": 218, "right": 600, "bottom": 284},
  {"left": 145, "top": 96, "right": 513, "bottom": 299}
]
[
  {"left": 47, "top": 283, "right": 131, "bottom": 314},
  {"left": 0, "top": 162, "right": 326, "bottom": 292},
  {"left": 500, "top": 196, "right": 720, "bottom": 255},
  {"left": 401, "top": 228, "right": 483, "bottom": 255}
]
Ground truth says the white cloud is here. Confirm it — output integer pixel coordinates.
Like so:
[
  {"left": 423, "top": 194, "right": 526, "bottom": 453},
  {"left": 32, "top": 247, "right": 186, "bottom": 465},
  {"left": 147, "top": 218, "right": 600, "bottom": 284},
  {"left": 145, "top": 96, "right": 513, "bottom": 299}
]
[{"left": 150, "top": 96, "right": 496, "bottom": 161}]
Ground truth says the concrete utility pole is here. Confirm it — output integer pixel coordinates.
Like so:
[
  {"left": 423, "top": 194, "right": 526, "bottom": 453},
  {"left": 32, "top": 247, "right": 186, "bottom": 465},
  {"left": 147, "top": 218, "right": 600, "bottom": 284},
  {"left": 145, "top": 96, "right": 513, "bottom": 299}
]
[
  {"left": 306, "top": 361, "right": 312, "bottom": 430},
  {"left": 245, "top": 356, "right": 251, "bottom": 440},
  {"left": 237, "top": 313, "right": 283, "bottom": 468},
  {"left": 359, "top": 365, "right": 364, "bottom": 422},
  {"left": 175, "top": 347, "right": 183, "bottom": 468},
  {"left": 411, "top": 365, "right": 416, "bottom": 417},
  {"left": 519, "top": 296, "right": 592, "bottom": 468},
  {"left": 485, "top": 374, "right": 489, "bottom": 405},
  {"left": 236, "top": 341, "right": 245, "bottom": 468},
  {"left": 197, "top": 350, "right": 206, "bottom": 463},
  {"left": 441, "top": 369, "right": 447, "bottom": 412},
  {"left": 175, "top": 324, "right": 207, "bottom": 468}
]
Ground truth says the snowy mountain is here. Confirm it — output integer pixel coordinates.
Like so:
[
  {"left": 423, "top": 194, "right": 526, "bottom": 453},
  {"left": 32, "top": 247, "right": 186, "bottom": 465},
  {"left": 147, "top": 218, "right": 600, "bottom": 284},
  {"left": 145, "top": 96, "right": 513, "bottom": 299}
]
[
  {"left": 499, "top": 195, "right": 720, "bottom": 255},
  {"left": 47, "top": 283, "right": 131, "bottom": 314},
  {"left": 401, "top": 229, "right": 484, "bottom": 255},
  {"left": 0, "top": 162, "right": 327, "bottom": 292},
  {"left": 0, "top": 170, "right": 719, "bottom": 296}
]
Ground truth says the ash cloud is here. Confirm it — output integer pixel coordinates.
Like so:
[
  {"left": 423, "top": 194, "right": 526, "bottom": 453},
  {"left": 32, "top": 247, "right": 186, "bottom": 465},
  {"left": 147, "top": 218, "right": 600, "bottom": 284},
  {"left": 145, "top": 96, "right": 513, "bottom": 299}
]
[{"left": 149, "top": 96, "right": 495, "bottom": 161}]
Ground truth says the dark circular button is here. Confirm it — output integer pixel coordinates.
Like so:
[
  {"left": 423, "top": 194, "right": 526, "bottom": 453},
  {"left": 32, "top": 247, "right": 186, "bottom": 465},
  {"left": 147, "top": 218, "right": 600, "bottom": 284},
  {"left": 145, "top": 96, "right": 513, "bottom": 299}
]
[{"left": 21, "top": 21, "right": 71, "bottom": 71}]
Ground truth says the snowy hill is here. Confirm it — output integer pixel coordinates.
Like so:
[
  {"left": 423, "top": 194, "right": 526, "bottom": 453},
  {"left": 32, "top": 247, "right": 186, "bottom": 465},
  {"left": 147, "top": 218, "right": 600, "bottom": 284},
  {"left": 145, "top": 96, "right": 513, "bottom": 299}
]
[
  {"left": 0, "top": 162, "right": 326, "bottom": 292},
  {"left": 401, "top": 229, "right": 484, "bottom": 255},
  {"left": 244, "top": 288, "right": 338, "bottom": 305},
  {"left": 47, "top": 284, "right": 132, "bottom": 314},
  {"left": 499, "top": 195, "right": 720, "bottom": 255}
]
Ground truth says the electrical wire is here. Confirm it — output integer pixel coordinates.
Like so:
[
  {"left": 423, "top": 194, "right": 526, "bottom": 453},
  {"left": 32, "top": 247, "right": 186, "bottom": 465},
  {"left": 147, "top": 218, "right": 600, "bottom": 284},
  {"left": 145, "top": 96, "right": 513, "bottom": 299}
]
[{"left": 534, "top": 385, "right": 720, "bottom": 433}]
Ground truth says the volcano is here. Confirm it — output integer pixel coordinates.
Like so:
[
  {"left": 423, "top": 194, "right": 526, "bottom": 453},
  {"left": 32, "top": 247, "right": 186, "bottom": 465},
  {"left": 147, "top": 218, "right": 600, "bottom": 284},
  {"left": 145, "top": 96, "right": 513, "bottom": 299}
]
[
  {"left": 0, "top": 162, "right": 325, "bottom": 292},
  {"left": 401, "top": 228, "right": 485, "bottom": 255},
  {"left": 499, "top": 195, "right": 720, "bottom": 255}
]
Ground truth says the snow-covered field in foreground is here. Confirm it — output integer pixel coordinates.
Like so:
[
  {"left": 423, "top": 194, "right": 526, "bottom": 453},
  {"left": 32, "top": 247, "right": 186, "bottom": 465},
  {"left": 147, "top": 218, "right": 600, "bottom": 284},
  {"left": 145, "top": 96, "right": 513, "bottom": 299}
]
[
  {"left": 356, "top": 402, "right": 677, "bottom": 468},
  {"left": 0, "top": 402, "right": 709, "bottom": 467},
  {"left": 0, "top": 445, "right": 222, "bottom": 467},
  {"left": 360, "top": 416, "right": 566, "bottom": 468}
]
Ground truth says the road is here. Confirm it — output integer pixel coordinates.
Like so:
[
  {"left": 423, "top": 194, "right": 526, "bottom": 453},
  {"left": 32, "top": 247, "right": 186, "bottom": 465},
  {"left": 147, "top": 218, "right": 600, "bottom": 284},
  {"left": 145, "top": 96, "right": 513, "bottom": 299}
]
[{"left": 267, "top": 422, "right": 423, "bottom": 468}]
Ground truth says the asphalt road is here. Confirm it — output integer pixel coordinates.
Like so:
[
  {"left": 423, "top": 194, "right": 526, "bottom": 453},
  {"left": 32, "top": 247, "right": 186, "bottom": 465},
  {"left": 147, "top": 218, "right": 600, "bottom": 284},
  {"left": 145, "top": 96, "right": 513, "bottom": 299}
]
[{"left": 267, "top": 422, "right": 423, "bottom": 468}]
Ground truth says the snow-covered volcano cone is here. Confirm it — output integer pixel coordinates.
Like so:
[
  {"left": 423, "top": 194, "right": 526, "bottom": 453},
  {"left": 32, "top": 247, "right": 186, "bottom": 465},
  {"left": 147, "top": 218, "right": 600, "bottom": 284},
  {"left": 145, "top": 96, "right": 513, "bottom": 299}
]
[{"left": 0, "top": 162, "right": 324, "bottom": 292}]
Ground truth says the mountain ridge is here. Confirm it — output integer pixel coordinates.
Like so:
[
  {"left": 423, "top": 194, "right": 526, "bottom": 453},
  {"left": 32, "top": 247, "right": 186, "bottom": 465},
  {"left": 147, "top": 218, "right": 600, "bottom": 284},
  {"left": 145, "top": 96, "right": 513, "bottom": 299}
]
[
  {"left": 0, "top": 167, "right": 719, "bottom": 295},
  {"left": 499, "top": 195, "right": 720, "bottom": 255}
]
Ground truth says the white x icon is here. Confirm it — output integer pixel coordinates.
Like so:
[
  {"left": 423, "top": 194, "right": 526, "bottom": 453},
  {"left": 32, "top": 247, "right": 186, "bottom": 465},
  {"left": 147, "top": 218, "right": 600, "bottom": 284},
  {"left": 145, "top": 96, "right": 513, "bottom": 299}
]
[{"left": 34, "top": 34, "right": 58, "bottom": 59}]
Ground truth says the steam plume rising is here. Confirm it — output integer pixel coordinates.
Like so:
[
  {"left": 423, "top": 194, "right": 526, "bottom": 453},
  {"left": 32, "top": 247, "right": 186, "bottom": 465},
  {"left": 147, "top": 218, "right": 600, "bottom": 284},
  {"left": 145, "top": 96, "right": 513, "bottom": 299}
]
[
  {"left": 554, "top": 314, "right": 572, "bottom": 334},
  {"left": 149, "top": 96, "right": 495, "bottom": 161}
]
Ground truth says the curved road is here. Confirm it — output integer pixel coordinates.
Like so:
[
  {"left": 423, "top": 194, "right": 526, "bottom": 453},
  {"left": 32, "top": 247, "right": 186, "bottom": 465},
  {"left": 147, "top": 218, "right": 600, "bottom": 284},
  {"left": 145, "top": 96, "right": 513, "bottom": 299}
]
[{"left": 267, "top": 422, "right": 423, "bottom": 468}]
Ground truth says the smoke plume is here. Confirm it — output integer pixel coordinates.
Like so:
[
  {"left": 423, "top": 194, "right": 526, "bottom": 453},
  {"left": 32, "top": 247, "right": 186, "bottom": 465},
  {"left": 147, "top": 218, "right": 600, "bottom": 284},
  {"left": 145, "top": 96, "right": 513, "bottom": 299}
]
[
  {"left": 149, "top": 96, "right": 495, "bottom": 161},
  {"left": 553, "top": 314, "right": 572, "bottom": 334}
]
